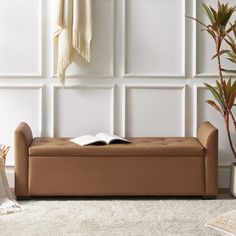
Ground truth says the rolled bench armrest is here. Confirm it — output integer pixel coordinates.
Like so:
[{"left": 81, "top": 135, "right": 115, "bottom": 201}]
[
  {"left": 197, "top": 121, "right": 218, "bottom": 195},
  {"left": 14, "top": 122, "right": 33, "bottom": 197}
]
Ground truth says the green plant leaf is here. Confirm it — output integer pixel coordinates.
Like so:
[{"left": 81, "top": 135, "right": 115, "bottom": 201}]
[
  {"left": 222, "top": 80, "right": 227, "bottom": 95},
  {"left": 216, "top": 80, "right": 223, "bottom": 98},
  {"left": 226, "top": 78, "right": 232, "bottom": 101},
  {"left": 222, "top": 68, "right": 236, "bottom": 73},
  {"left": 226, "top": 55, "right": 236, "bottom": 63},
  {"left": 185, "top": 15, "right": 208, "bottom": 28},
  {"left": 210, "top": 6, "right": 218, "bottom": 24},
  {"left": 206, "top": 100, "right": 223, "bottom": 114},
  {"left": 230, "top": 79, "right": 236, "bottom": 94},
  {"left": 207, "top": 28, "right": 217, "bottom": 41},
  {"left": 204, "top": 82, "right": 225, "bottom": 109},
  {"left": 216, "top": 80, "right": 226, "bottom": 110},
  {"left": 231, "top": 21, "right": 236, "bottom": 37},
  {"left": 228, "top": 22, "right": 236, "bottom": 37},
  {"left": 225, "top": 38, "right": 236, "bottom": 53},
  {"left": 227, "top": 23, "right": 234, "bottom": 33},
  {"left": 211, "top": 50, "right": 231, "bottom": 60},
  {"left": 202, "top": 3, "right": 215, "bottom": 25},
  {"left": 228, "top": 91, "right": 236, "bottom": 109}
]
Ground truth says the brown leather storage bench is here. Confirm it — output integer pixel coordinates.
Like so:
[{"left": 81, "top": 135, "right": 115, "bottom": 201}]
[{"left": 14, "top": 122, "right": 218, "bottom": 198}]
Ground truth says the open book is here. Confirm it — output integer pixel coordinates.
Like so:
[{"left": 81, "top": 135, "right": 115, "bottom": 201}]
[{"left": 70, "top": 133, "right": 130, "bottom": 146}]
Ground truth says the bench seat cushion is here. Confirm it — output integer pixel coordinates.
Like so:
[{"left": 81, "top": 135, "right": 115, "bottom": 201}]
[{"left": 29, "top": 137, "right": 204, "bottom": 157}]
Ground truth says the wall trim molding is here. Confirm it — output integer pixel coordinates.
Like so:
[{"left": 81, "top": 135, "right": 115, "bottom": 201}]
[
  {"left": 51, "top": 83, "right": 115, "bottom": 137},
  {"left": 0, "top": 84, "right": 44, "bottom": 136},
  {"left": 0, "top": 0, "right": 43, "bottom": 78},
  {"left": 122, "top": 0, "right": 186, "bottom": 78},
  {"left": 193, "top": 83, "right": 216, "bottom": 136},
  {"left": 122, "top": 83, "right": 186, "bottom": 137}
]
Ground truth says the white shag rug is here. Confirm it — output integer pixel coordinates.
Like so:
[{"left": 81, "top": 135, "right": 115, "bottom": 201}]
[
  {"left": 1, "top": 198, "right": 236, "bottom": 236},
  {"left": 0, "top": 157, "right": 21, "bottom": 215}
]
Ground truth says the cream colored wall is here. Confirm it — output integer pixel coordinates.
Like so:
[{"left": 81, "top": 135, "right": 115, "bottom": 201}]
[{"left": 1, "top": 0, "right": 236, "bottom": 188}]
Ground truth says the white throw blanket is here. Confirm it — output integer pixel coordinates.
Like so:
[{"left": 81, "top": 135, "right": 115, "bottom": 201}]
[
  {"left": 0, "top": 158, "right": 21, "bottom": 215},
  {"left": 54, "top": 0, "right": 92, "bottom": 86}
]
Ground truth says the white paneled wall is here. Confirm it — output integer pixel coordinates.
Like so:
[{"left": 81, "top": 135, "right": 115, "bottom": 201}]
[
  {"left": 0, "top": 0, "right": 42, "bottom": 76},
  {"left": 123, "top": 85, "right": 185, "bottom": 137},
  {"left": 124, "top": 0, "right": 185, "bottom": 76},
  {"left": 53, "top": 85, "right": 114, "bottom": 136},
  {"left": 0, "top": 85, "right": 43, "bottom": 166},
  {"left": 1, "top": 0, "right": 236, "bottom": 188}
]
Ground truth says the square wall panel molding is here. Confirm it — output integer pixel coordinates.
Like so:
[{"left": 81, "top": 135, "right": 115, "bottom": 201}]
[
  {"left": 122, "top": 0, "right": 186, "bottom": 78},
  {"left": 122, "top": 84, "right": 186, "bottom": 137},
  {"left": 52, "top": 84, "right": 115, "bottom": 137},
  {"left": 0, "top": 84, "right": 44, "bottom": 165},
  {"left": 0, "top": 0, "right": 42, "bottom": 77}
]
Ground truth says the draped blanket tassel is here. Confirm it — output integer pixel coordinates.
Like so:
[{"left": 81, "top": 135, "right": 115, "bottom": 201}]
[{"left": 54, "top": 0, "right": 92, "bottom": 86}]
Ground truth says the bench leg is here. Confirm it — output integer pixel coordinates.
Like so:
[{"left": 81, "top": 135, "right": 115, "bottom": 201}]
[
  {"left": 201, "top": 195, "right": 217, "bottom": 200},
  {"left": 16, "top": 196, "right": 31, "bottom": 200}
]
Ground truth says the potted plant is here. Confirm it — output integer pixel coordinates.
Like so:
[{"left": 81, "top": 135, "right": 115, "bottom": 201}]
[{"left": 188, "top": 1, "right": 236, "bottom": 196}]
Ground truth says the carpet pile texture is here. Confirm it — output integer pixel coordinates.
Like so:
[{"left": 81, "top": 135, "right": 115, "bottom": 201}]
[{"left": 0, "top": 198, "right": 236, "bottom": 236}]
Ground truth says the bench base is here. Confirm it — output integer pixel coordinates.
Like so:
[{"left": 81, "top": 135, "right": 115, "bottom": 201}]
[{"left": 201, "top": 195, "right": 217, "bottom": 200}]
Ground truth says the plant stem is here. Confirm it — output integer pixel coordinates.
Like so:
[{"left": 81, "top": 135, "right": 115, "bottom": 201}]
[
  {"left": 216, "top": 37, "right": 236, "bottom": 131},
  {"left": 225, "top": 115, "right": 236, "bottom": 158},
  {"left": 216, "top": 37, "right": 236, "bottom": 159},
  {"left": 216, "top": 39, "right": 224, "bottom": 87},
  {"left": 229, "top": 110, "right": 236, "bottom": 132}
]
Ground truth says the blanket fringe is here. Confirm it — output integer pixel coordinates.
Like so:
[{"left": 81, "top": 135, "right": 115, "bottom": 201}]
[
  {"left": 73, "top": 32, "right": 91, "bottom": 62},
  {"left": 57, "top": 46, "right": 74, "bottom": 87},
  {"left": 0, "top": 199, "right": 21, "bottom": 215}
]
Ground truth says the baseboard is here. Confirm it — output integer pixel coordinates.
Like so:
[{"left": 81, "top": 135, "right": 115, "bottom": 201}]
[{"left": 5, "top": 165, "right": 231, "bottom": 189}]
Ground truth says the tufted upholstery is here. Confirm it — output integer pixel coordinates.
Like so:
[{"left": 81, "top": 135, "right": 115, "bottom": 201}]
[
  {"left": 29, "top": 137, "right": 204, "bottom": 157},
  {"left": 15, "top": 122, "right": 218, "bottom": 198}
]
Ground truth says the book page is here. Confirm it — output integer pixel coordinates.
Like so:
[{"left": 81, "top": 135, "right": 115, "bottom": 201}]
[
  {"left": 70, "top": 135, "right": 105, "bottom": 146},
  {"left": 95, "top": 133, "right": 129, "bottom": 144}
]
